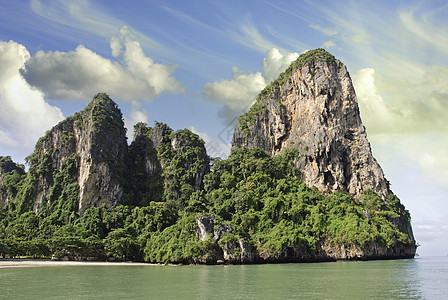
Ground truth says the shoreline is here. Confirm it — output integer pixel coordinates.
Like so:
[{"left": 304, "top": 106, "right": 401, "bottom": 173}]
[
  {"left": 0, "top": 258, "right": 160, "bottom": 268},
  {"left": 0, "top": 256, "right": 423, "bottom": 268}
]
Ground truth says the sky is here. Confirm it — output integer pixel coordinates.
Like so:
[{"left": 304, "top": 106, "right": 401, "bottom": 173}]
[{"left": 0, "top": 0, "right": 447, "bottom": 256}]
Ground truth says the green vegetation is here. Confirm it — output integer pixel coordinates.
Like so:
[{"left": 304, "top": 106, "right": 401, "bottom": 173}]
[
  {"left": 1, "top": 144, "right": 413, "bottom": 262},
  {"left": 238, "top": 102, "right": 268, "bottom": 135},
  {"left": 259, "top": 48, "right": 337, "bottom": 100},
  {"left": 123, "top": 122, "right": 209, "bottom": 207},
  {"left": 0, "top": 93, "right": 414, "bottom": 263}
]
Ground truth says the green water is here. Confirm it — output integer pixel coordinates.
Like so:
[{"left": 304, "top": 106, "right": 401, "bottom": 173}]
[{"left": 1, "top": 257, "right": 447, "bottom": 299}]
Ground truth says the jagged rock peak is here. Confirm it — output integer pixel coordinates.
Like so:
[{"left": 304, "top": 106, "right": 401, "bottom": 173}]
[
  {"left": 232, "top": 49, "right": 389, "bottom": 199},
  {"left": 128, "top": 121, "right": 210, "bottom": 200},
  {"left": 27, "top": 93, "right": 128, "bottom": 215}
]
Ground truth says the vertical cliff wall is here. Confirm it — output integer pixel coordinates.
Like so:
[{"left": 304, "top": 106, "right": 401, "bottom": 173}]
[
  {"left": 232, "top": 49, "right": 389, "bottom": 199},
  {"left": 0, "top": 156, "right": 26, "bottom": 208},
  {"left": 125, "top": 122, "right": 210, "bottom": 206},
  {"left": 26, "top": 93, "right": 128, "bottom": 215}
]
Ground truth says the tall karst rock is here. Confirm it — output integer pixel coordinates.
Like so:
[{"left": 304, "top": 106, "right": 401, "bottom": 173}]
[
  {"left": 3, "top": 93, "right": 210, "bottom": 216},
  {"left": 125, "top": 122, "right": 210, "bottom": 206},
  {"left": 233, "top": 49, "right": 388, "bottom": 199},
  {"left": 26, "top": 93, "right": 128, "bottom": 215}
]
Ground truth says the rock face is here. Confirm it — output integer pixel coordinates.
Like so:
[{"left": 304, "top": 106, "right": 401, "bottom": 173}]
[
  {"left": 195, "top": 214, "right": 415, "bottom": 264},
  {"left": 2, "top": 94, "right": 210, "bottom": 215},
  {"left": 125, "top": 122, "right": 210, "bottom": 206},
  {"left": 196, "top": 215, "right": 257, "bottom": 264},
  {"left": 27, "top": 93, "right": 128, "bottom": 215},
  {"left": 0, "top": 156, "right": 26, "bottom": 207},
  {"left": 233, "top": 49, "right": 388, "bottom": 199}
]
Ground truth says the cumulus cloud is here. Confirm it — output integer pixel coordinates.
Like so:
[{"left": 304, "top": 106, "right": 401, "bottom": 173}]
[
  {"left": 203, "top": 67, "right": 266, "bottom": 120},
  {"left": 354, "top": 66, "right": 448, "bottom": 193},
  {"left": 262, "top": 48, "right": 299, "bottom": 83},
  {"left": 353, "top": 65, "right": 448, "bottom": 135},
  {"left": 20, "top": 26, "right": 183, "bottom": 102},
  {"left": 353, "top": 68, "right": 396, "bottom": 134},
  {"left": 0, "top": 40, "right": 64, "bottom": 162},
  {"left": 203, "top": 48, "right": 299, "bottom": 121}
]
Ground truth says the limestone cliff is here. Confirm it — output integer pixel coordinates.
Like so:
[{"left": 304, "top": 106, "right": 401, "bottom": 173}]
[
  {"left": 27, "top": 93, "right": 128, "bottom": 215},
  {"left": 0, "top": 156, "right": 26, "bottom": 208},
  {"left": 196, "top": 215, "right": 257, "bottom": 264},
  {"left": 196, "top": 213, "right": 415, "bottom": 264},
  {"left": 125, "top": 122, "right": 210, "bottom": 206},
  {"left": 233, "top": 49, "right": 388, "bottom": 199},
  {"left": 1, "top": 93, "right": 210, "bottom": 215}
]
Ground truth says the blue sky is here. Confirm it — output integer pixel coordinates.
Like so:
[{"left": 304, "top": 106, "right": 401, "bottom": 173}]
[{"left": 0, "top": 0, "right": 447, "bottom": 256}]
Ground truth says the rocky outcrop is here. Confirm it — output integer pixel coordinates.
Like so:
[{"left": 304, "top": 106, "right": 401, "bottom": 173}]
[
  {"left": 127, "top": 122, "right": 210, "bottom": 205},
  {"left": 232, "top": 49, "right": 388, "bottom": 200},
  {"left": 318, "top": 239, "right": 416, "bottom": 260},
  {"left": 196, "top": 215, "right": 257, "bottom": 264},
  {"left": 228, "top": 49, "right": 416, "bottom": 262},
  {"left": 2, "top": 94, "right": 210, "bottom": 214},
  {"left": 195, "top": 214, "right": 415, "bottom": 264},
  {"left": 0, "top": 156, "right": 26, "bottom": 207},
  {"left": 28, "top": 93, "right": 128, "bottom": 215}
]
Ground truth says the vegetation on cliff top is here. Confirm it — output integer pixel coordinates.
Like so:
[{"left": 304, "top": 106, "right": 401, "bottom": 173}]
[
  {"left": 0, "top": 93, "right": 415, "bottom": 263},
  {"left": 237, "top": 48, "right": 338, "bottom": 133},
  {"left": 0, "top": 144, "right": 413, "bottom": 262}
]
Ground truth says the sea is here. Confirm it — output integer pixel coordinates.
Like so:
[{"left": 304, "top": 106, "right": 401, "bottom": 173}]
[{"left": 1, "top": 256, "right": 447, "bottom": 299}]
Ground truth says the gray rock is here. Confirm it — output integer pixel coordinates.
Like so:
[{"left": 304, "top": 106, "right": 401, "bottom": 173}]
[
  {"left": 196, "top": 215, "right": 257, "bottom": 264},
  {"left": 232, "top": 53, "right": 389, "bottom": 200},
  {"left": 29, "top": 93, "right": 127, "bottom": 215}
]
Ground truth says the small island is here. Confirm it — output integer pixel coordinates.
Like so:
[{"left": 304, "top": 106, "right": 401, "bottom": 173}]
[{"left": 0, "top": 49, "right": 416, "bottom": 264}]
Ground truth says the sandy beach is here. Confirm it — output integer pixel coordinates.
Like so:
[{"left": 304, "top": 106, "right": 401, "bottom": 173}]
[{"left": 0, "top": 259, "right": 157, "bottom": 268}]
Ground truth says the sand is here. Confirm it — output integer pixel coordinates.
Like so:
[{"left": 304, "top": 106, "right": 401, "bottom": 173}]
[{"left": 0, "top": 259, "right": 157, "bottom": 268}]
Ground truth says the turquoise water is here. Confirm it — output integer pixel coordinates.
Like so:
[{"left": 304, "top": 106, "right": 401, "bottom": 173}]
[{"left": 1, "top": 257, "right": 447, "bottom": 299}]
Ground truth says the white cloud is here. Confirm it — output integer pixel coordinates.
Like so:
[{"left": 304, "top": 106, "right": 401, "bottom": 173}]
[
  {"left": 110, "top": 36, "right": 122, "bottom": 57},
  {"left": 399, "top": 9, "right": 448, "bottom": 54},
  {"left": 412, "top": 214, "right": 448, "bottom": 256},
  {"left": 189, "top": 125, "right": 230, "bottom": 159},
  {"left": 20, "top": 26, "right": 184, "bottom": 102},
  {"left": 322, "top": 40, "right": 336, "bottom": 49},
  {"left": 353, "top": 68, "right": 396, "bottom": 134},
  {"left": 310, "top": 24, "right": 338, "bottom": 36},
  {"left": 262, "top": 48, "right": 299, "bottom": 83},
  {"left": 30, "top": 0, "right": 160, "bottom": 50},
  {"left": 203, "top": 48, "right": 299, "bottom": 121},
  {"left": 354, "top": 66, "right": 448, "bottom": 188},
  {"left": 353, "top": 66, "right": 448, "bottom": 135},
  {"left": 370, "top": 133, "right": 448, "bottom": 188},
  {"left": 0, "top": 40, "right": 64, "bottom": 162},
  {"left": 235, "top": 21, "right": 285, "bottom": 53},
  {"left": 203, "top": 66, "right": 266, "bottom": 120}
]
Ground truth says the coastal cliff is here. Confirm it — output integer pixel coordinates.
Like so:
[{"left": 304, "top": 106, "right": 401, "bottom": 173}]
[
  {"left": 233, "top": 49, "right": 388, "bottom": 200},
  {"left": 0, "top": 50, "right": 416, "bottom": 263},
  {"left": 22, "top": 93, "right": 128, "bottom": 215}
]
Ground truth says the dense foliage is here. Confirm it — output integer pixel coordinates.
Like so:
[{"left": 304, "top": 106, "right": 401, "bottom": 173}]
[
  {"left": 0, "top": 145, "right": 413, "bottom": 262},
  {"left": 0, "top": 92, "right": 414, "bottom": 263}
]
